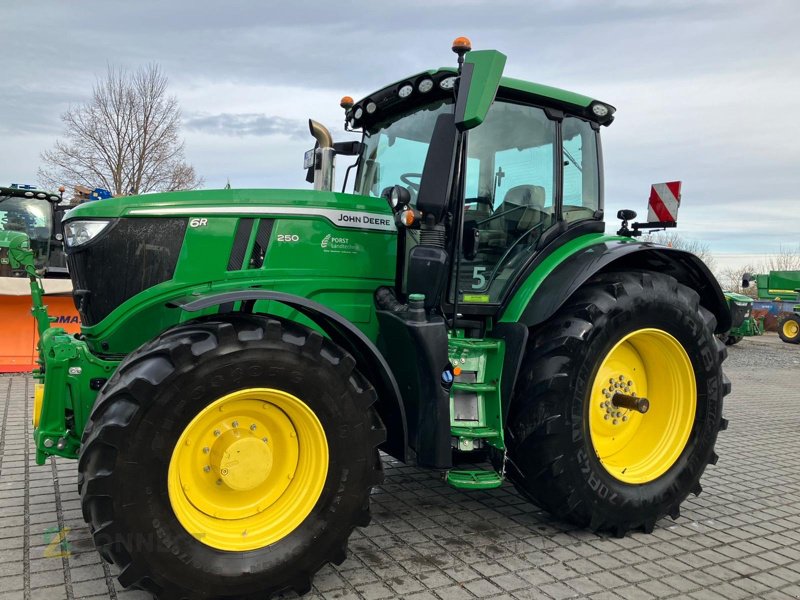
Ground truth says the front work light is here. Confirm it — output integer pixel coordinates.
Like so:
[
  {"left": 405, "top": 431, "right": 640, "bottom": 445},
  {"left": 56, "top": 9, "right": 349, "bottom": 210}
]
[
  {"left": 418, "top": 79, "right": 433, "bottom": 93},
  {"left": 63, "top": 220, "right": 111, "bottom": 248}
]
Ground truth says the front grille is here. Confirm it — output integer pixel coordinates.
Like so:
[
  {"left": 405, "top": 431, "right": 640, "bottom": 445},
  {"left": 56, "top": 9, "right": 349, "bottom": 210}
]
[
  {"left": 728, "top": 300, "right": 750, "bottom": 329},
  {"left": 67, "top": 218, "right": 187, "bottom": 326}
]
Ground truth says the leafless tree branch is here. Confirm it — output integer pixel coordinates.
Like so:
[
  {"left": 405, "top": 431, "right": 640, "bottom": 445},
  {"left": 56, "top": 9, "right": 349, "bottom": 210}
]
[{"left": 39, "top": 64, "right": 202, "bottom": 195}]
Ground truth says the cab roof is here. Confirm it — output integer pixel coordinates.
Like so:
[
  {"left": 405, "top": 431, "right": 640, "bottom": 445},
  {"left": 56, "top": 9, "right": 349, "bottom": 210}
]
[{"left": 349, "top": 67, "right": 614, "bottom": 131}]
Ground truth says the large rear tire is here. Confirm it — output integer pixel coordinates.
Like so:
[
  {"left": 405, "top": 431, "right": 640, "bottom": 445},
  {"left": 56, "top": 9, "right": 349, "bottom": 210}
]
[
  {"left": 79, "top": 314, "right": 385, "bottom": 599},
  {"left": 778, "top": 314, "right": 800, "bottom": 344},
  {"left": 505, "top": 271, "right": 729, "bottom": 536}
]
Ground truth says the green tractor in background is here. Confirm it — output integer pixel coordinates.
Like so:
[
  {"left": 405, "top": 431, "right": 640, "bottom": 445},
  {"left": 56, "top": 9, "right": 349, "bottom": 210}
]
[
  {"left": 3, "top": 39, "right": 731, "bottom": 599},
  {"left": 718, "top": 291, "right": 761, "bottom": 345}
]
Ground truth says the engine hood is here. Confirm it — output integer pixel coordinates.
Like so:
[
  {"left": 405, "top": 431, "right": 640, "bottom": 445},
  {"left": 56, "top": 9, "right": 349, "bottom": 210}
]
[{"left": 63, "top": 188, "right": 393, "bottom": 227}]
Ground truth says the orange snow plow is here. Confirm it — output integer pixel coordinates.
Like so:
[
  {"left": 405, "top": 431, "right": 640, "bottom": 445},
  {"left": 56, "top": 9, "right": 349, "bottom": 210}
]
[{"left": 0, "top": 279, "right": 80, "bottom": 372}]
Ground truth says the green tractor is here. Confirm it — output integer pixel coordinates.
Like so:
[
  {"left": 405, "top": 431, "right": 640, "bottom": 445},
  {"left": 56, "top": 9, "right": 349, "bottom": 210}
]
[
  {"left": 4, "top": 39, "right": 731, "bottom": 599},
  {"left": 718, "top": 291, "right": 760, "bottom": 345}
]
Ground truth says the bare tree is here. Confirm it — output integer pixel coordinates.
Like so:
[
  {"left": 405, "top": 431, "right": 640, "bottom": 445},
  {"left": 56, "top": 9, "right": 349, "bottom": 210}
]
[
  {"left": 39, "top": 64, "right": 202, "bottom": 196},
  {"left": 642, "top": 231, "right": 716, "bottom": 273},
  {"left": 760, "top": 244, "right": 800, "bottom": 272},
  {"left": 716, "top": 265, "right": 758, "bottom": 296}
]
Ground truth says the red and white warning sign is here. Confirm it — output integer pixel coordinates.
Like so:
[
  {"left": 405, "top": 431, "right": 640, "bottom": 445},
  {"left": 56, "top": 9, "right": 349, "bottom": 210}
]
[{"left": 647, "top": 181, "right": 681, "bottom": 223}]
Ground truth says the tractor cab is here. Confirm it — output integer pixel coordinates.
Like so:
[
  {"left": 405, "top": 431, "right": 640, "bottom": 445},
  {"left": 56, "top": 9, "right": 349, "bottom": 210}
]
[
  {"left": 0, "top": 185, "right": 62, "bottom": 276},
  {"left": 343, "top": 41, "right": 613, "bottom": 320}
]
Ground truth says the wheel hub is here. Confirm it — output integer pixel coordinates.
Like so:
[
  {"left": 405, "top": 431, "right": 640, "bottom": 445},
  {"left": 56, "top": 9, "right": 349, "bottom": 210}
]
[
  {"left": 168, "top": 388, "right": 329, "bottom": 551},
  {"left": 589, "top": 329, "right": 696, "bottom": 484},
  {"left": 210, "top": 430, "right": 273, "bottom": 491}
]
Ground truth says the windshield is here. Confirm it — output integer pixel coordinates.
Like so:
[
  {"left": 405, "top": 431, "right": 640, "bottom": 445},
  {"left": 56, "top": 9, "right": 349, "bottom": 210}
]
[
  {"left": 355, "top": 99, "right": 453, "bottom": 199},
  {"left": 0, "top": 196, "right": 53, "bottom": 271}
]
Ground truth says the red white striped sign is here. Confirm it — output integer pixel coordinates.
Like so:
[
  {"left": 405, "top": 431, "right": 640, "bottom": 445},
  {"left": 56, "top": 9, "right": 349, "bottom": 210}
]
[{"left": 647, "top": 181, "right": 681, "bottom": 223}]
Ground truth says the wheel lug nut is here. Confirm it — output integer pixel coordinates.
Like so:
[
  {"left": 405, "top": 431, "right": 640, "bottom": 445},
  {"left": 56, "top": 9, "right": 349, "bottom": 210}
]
[
  {"left": 604, "top": 414, "right": 610, "bottom": 420},
  {"left": 615, "top": 412, "right": 621, "bottom": 418},
  {"left": 619, "top": 375, "right": 625, "bottom": 381},
  {"left": 213, "top": 430, "right": 221, "bottom": 437},
  {"left": 622, "top": 415, "right": 628, "bottom": 422},
  {"left": 202, "top": 447, "right": 210, "bottom": 454},
  {"left": 232, "top": 421, "right": 239, "bottom": 428},
  {"left": 627, "top": 380, "right": 633, "bottom": 387},
  {"left": 203, "top": 465, "right": 211, "bottom": 473},
  {"left": 250, "top": 424, "right": 257, "bottom": 431},
  {"left": 216, "top": 479, "right": 222, "bottom": 485},
  {"left": 612, "top": 419, "right": 618, "bottom": 425}
]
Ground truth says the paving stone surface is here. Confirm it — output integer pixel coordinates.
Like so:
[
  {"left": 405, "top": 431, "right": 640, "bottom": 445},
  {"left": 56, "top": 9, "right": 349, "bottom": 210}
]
[{"left": 0, "top": 334, "right": 798, "bottom": 599}]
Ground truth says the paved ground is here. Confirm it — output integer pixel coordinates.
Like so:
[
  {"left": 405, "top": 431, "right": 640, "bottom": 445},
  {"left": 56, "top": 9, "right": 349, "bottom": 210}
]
[{"left": 1, "top": 334, "right": 799, "bottom": 600}]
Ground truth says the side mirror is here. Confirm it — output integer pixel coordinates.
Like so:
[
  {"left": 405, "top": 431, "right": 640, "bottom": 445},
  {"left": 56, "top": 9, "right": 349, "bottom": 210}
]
[
  {"left": 741, "top": 273, "right": 754, "bottom": 289},
  {"left": 454, "top": 50, "right": 507, "bottom": 131},
  {"left": 617, "top": 209, "right": 637, "bottom": 221},
  {"left": 416, "top": 113, "right": 458, "bottom": 223}
]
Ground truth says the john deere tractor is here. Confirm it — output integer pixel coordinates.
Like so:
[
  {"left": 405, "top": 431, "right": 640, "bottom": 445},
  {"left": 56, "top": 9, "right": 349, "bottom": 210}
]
[{"left": 3, "top": 39, "right": 730, "bottom": 599}]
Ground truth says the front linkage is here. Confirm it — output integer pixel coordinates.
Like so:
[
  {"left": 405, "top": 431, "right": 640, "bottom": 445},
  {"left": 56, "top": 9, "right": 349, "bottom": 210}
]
[{"left": 1, "top": 230, "right": 116, "bottom": 463}]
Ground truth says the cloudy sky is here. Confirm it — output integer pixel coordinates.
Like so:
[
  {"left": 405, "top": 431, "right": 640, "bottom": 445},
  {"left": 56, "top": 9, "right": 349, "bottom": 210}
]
[{"left": 2, "top": 0, "right": 798, "bottom": 268}]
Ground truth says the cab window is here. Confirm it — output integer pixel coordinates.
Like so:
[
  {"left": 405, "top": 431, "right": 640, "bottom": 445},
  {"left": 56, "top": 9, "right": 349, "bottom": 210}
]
[
  {"left": 458, "top": 101, "right": 556, "bottom": 303},
  {"left": 562, "top": 116, "right": 600, "bottom": 223}
]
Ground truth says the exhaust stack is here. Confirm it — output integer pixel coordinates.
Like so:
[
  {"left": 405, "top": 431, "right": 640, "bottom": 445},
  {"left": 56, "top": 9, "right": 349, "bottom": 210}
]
[{"left": 308, "top": 119, "right": 335, "bottom": 192}]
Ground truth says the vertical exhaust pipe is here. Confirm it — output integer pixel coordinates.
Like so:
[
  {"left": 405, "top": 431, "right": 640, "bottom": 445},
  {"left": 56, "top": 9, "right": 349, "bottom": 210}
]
[{"left": 308, "top": 120, "right": 335, "bottom": 192}]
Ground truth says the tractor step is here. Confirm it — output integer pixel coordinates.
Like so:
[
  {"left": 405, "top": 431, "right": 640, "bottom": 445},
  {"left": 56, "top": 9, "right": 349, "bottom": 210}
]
[
  {"left": 451, "top": 425, "right": 500, "bottom": 438},
  {"left": 446, "top": 469, "right": 504, "bottom": 490}
]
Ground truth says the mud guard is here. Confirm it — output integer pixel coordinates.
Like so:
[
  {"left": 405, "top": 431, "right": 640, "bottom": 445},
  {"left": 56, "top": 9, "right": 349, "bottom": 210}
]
[
  {"left": 507, "top": 241, "right": 731, "bottom": 334},
  {"left": 176, "top": 290, "right": 409, "bottom": 462}
]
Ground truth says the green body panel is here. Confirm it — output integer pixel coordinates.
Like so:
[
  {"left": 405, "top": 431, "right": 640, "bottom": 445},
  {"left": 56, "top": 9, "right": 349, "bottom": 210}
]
[
  {"left": 67, "top": 188, "right": 397, "bottom": 353},
  {"left": 457, "top": 50, "right": 507, "bottom": 130},
  {"left": 499, "top": 233, "right": 633, "bottom": 323},
  {"left": 754, "top": 271, "right": 800, "bottom": 301}
]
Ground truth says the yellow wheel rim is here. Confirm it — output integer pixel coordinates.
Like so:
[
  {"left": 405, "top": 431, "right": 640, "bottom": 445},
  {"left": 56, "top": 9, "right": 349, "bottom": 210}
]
[
  {"left": 33, "top": 383, "right": 44, "bottom": 428},
  {"left": 168, "top": 388, "right": 328, "bottom": 551},
  {"left": 589, "top": 328, "right": 696, "bottom": 484},
  {"left": 783, "top": 319, "right": 799, "bottom": 339}
]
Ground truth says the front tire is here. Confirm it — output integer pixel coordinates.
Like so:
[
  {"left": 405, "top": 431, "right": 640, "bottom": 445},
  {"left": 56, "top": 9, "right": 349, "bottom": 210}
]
[
  {"left": 79, "top": 315, "right": 385, "bottom": 599},
  {"left": 505, "top": 271, "right": 729, "bottom": 535}
]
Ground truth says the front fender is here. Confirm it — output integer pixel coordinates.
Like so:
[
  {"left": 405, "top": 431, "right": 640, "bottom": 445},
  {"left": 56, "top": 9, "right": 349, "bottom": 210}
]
[
  {"left": 501, "top": 239, "right": 730, "bottom": 333},
  {"left": 175, "top": 290, "right": 409, "bottom": 462}
]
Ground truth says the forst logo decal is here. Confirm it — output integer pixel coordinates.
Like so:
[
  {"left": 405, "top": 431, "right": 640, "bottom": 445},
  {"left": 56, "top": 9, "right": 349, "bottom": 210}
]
[{"left": 320, "top": 234, "right": 358, "bottom": 254}]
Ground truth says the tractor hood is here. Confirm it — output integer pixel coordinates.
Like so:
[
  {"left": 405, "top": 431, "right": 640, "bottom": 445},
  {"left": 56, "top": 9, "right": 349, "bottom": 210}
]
[{"left": 62, "top": 188, "right": 396, "bottom": 233}]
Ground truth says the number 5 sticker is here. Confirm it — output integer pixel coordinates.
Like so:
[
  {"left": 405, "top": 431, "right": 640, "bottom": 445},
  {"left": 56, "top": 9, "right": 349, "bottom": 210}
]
[{"left": 471, "top": 266, "right": 487, "bottom": 290}]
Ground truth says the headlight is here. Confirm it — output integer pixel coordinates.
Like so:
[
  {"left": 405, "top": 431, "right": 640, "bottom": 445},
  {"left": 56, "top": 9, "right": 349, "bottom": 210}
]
[
  {"left": 398, "top": 84, "right": 413, "bottom": 98},
  {"left": 439, "top": 76, "right": 457, "bottom": 90},
  {"left": 366, "top": 101, "right": 377, "bottom": 114},
  {"left": 63, "top": 220, "right": 111, "bottom": 248},
  {"left": 418, "top": 78, "right": 434, "bottom": 93}
]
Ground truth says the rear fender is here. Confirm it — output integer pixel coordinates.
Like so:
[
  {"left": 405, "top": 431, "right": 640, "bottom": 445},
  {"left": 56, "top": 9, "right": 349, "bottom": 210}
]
[
  {"left": 503, "top": 240, "right": 730, "bottom": 333},
  {"left": 175, "top": 290, "right": 409, "bottom": 462}
]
